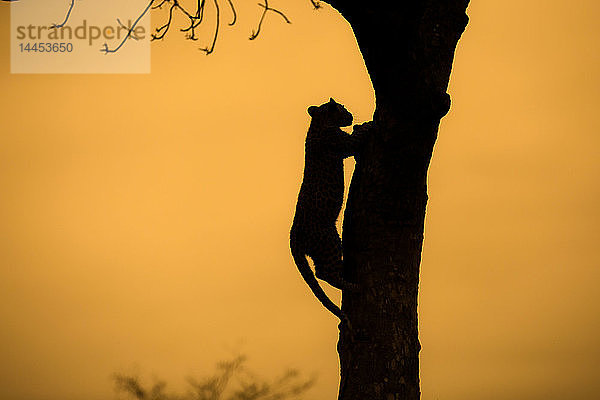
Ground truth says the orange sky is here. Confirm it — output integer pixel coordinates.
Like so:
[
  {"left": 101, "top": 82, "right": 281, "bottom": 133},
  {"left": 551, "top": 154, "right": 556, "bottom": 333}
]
[{"left": 1, "top": 1, "right": 599, "bottom": 399}]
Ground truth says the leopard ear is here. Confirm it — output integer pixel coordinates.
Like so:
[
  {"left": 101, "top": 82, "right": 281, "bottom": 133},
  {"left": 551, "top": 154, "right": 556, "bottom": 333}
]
[{"left": 308, "top": 106, "right": 318, "bottom": 116}]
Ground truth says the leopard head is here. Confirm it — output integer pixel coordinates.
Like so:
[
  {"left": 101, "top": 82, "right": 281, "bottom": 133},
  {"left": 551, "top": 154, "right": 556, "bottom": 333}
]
[{"left": 307, "top": 98, "right": 353, "bottom": 128}]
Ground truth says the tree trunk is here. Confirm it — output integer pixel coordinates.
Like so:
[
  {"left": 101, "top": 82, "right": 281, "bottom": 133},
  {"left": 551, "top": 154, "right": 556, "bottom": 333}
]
[{"left": 328, "top": 1, "right": 471, "bottom": 399}]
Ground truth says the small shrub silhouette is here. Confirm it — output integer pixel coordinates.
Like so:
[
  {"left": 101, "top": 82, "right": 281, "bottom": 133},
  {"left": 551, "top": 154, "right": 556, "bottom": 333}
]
[{"left": 114, "top": 356, "right": 315, "bottom": 400}]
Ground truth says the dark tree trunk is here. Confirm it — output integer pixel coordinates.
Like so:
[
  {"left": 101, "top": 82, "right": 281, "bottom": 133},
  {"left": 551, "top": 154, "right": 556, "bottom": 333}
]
[{"left": 327, "top": 1, "right": 471, "bottom": 399}]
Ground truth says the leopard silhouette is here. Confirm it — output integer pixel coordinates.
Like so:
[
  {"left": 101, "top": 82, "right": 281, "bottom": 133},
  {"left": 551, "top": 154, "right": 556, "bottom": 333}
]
[{"left": 290, "top": 98, "right": 368, "bottom": 320}]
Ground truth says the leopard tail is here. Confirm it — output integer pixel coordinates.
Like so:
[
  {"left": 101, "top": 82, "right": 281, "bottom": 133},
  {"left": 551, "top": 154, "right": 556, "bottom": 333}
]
[{"left": 291, "top": 247, "right": 345, "bottom": 320}]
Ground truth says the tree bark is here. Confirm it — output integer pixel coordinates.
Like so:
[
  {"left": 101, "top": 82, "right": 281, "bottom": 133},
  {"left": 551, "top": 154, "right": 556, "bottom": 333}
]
[{"left": 329, "top": 1, "right": 471, "bottom": 399}]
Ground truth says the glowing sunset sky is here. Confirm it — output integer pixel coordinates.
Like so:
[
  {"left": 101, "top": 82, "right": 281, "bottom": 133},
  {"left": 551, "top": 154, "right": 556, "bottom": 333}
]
[{"left": 0, "top": 1, "right": 598, "bottom": 399}]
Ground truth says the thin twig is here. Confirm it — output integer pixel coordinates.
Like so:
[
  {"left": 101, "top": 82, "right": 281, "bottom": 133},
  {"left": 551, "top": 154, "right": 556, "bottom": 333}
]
[
  {"left": 101, "top": 0, "right": 154, "bottom": 54},
  {"left": 199, "top": 0, "right": 220, "bottom": 54},
  {"left": 250, "top": 0, "right": 291, "bottom": 41},
  {"left": 50, "top": 0, "right": 75, "bottom": 29}
]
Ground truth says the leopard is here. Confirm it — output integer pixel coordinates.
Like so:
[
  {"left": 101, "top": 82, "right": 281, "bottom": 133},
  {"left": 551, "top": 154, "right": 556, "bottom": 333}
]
[{"left": 290, "top": 97, "right": 369, "bottom": 321}]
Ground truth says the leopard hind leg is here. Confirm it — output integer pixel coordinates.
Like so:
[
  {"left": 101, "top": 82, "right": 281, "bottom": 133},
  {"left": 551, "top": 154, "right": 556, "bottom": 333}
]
[{"left": 310, "top": 226, "right": 358, "bottom": 291}]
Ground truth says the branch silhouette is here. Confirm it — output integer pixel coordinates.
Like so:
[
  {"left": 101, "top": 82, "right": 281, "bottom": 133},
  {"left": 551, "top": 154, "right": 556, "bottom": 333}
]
[
  {"left": 249, "top": 0, "right": 291, "bottom": 41},
  {"left": 50, "top": 0, "right": 75, "bottom": 29},
  {"left": 4, "top": 0, "right": 299, "bottom": 54},
  {"left": 101, "top": 0, "right": 153, "bottom": 54}
]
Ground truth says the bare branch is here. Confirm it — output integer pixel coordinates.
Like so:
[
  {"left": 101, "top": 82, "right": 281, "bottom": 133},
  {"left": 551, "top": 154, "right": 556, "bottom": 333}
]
[
  {"left": 198, "top": 0, "right": 220, "bottom": 54},
  {"left": 152, "top": 0, "right": 177, "bottom": 41},
  {"left": 249, "top": 0, "right": 291, "bottom": 41},
  {"left": 226, "top": 0, "right": 237, "bottom": 26},
  {"left": 152, "top": 0, "right": 170, "bottom": 8},
  {"left": 150, "top": 0, "right": 232, "bottom": 53},
  {"left": 176, "top": 0, "right": 205, "bottom": 41},
  {"left": 50, "top": 0, "right": 75, "bottom": 29},
  {"left": 101, "top": 0, "right": 154, "bottom": 54},
  {"left": 1, "top": 0, "right": 310, "bottom": 54}
]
